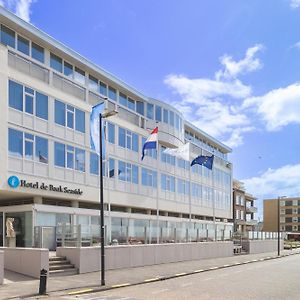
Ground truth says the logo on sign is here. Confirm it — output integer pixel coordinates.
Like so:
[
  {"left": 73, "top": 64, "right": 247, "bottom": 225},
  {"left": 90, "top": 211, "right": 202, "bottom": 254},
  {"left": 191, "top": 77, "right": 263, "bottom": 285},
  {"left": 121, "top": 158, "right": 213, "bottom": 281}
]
[{"left": 7, "top": 176, "right": 20, "bottom": 188}]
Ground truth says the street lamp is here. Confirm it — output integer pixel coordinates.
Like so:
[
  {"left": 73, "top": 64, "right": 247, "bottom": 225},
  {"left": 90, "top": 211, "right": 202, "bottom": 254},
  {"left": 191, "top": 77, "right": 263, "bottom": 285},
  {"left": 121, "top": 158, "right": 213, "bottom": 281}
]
[
  {"left": 99, "top": 108, "right": 118, "bottom": 286},
  {"left": 277, "top": 196, "right": 286, "bottom": 256}
]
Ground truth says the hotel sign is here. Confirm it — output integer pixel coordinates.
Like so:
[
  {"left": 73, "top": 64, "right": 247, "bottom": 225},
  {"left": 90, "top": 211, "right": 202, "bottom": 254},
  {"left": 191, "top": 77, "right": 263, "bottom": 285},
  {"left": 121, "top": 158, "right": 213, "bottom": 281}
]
[{"left": 7, "top": 176, "right": 83, "bottom": 195}]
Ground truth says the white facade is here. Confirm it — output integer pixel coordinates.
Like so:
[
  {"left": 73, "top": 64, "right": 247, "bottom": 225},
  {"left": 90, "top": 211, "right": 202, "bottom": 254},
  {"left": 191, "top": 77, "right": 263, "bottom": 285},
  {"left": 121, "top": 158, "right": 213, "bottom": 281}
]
[{"left": 0, "top": 7, "right": 233, "bottom": 248}]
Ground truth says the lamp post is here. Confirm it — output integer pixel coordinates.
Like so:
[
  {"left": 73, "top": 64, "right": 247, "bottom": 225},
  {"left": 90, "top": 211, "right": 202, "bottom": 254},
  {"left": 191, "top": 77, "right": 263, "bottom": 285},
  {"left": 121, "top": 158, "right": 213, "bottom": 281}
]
[
  {"left": 277, "top": 196, "right": 286, "bottom": 256},
  {"left": 99, "top": 109, "right": 118, "bottom": 286}
]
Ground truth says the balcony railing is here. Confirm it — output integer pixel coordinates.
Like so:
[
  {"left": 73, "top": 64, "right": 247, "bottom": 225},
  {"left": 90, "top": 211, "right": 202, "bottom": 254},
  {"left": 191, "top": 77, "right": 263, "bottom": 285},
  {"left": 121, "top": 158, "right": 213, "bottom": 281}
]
[
  {"left": 246, "top": 206, "right": 258, "bottom": 213},
  {"left": 245, "top": 220, "right": 258, "bottom": 226}
]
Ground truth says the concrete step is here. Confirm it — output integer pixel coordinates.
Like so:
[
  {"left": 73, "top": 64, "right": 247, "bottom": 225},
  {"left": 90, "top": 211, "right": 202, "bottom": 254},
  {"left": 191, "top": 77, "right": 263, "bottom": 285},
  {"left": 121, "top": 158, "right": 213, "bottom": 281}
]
[
  {"left": 49, "top": 264, "right": 75, "bottom": 271},
  {"left": 49, "top": 259, "right": 70, "bottom": 266},
  {"left": 49, "top": 268, "right": 78, "bottom": 277},
  {"left": 49, "top": 256, "right": 66, "bottom": 262}
]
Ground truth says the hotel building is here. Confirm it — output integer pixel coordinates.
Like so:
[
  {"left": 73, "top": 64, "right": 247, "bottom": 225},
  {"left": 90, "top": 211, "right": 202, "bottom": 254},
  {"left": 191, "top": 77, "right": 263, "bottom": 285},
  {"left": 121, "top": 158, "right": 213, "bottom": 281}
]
[{"left": 0, "top": 7, "right": 233, "bottom": 249}]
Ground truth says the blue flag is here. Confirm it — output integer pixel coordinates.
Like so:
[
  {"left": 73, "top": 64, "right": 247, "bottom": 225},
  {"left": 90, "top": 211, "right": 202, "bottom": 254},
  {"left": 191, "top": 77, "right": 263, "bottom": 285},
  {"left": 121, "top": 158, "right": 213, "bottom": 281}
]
[
  {"left": 191, "top": 155, "right": 214, "bottom": 170},
  {"left": 90, "top": 102, "right": 105, "bottom": 157}
]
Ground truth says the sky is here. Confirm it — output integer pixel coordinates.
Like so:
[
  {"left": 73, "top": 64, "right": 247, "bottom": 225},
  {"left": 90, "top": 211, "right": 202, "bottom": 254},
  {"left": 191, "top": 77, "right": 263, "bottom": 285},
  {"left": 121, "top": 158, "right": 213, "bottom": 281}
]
[{"left": 2, "top": 0, "right": 300, "bottom": 217}]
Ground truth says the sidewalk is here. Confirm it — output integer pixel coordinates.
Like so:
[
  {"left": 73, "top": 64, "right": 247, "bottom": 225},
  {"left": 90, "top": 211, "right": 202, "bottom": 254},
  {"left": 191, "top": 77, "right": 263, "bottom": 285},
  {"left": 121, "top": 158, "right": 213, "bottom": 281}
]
[{"left": 1, "top": 249, "right": 299, "bottom": 300}]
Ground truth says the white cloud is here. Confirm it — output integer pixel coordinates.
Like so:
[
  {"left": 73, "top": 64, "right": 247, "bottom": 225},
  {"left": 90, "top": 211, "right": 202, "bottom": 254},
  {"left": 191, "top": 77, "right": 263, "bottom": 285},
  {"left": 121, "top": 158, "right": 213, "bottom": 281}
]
[
  {"left": 243, "top": 83, "right": 300, "bottom": 131},
  {"left": 292, "top": 41, "right": 300, "bottom": 49},
  {"left": 1, "top": 0, "right": 35, "bottom": 22},
  {"left": 290, "top": 0, "right": 300, "bottom": 9},
  {"left": 164, "top": 45, "right": 263, "bottom": 148},
  {"left": 243, "top": 164, "right": 300, "bottom": 198}
]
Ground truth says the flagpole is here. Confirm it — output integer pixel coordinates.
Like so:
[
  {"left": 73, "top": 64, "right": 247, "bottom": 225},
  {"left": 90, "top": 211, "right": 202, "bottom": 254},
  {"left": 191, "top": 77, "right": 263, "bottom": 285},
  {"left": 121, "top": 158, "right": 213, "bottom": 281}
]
[
  {"left": 212, "top": 158, "right": 216, "bottom": 242},
  {"left": 156, "top": 141, "right": 159, "bottom": 244},
  {"left": 188, "top": 162, "right": 192, "bottom": 242}
]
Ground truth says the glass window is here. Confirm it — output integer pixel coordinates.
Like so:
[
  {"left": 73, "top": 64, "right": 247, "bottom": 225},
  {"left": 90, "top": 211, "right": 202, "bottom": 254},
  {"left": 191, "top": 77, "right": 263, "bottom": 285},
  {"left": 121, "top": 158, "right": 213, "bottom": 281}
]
[
  {"left": 54, "top": 142, "right": 65, "bottom": 167},
  {"left": 109, "top": 158, "right": 115, "bottom": 178},
  {"left": 108, "top": 122, "right": 115, "bottom": 144},
  {"left": 55, "top": 100, "right": 66, "bottom": 126},
  {"left": 9, "top": 80, "right": 23, "bottom": 111},
  {"left": 64, "top": 61, "right": 73, "bottom": 78},
  {"left": 108, "top": 86, "right": 117, "bottom": 101},
  {"left": 25, "top": 87, "right": 34, "bottom": 95},
  {"left": 8, "top": 128, "right": 23, "bottom": 157},
  {"left": 119, "top": 93, "right": 127, "bottom": 107},
  {"left": 36, "top": 92, "right": 48, "bottom": 120},
  {"left": 66, "top": 145, "right": 74, "bottom": 169},
  {"left": 126, "top": 131, "right": 132, "bottom": 150},
  {"left": 24, "top": 133, "right": 34, "bottom": 160},
  {"left": 132, "top": 165, "right": 138, "bottom": 184},
  {"left": 163, "top": 109, "right": 168, "bottom": 124},
  {"left": 89, "top": 75, "right": 98, "bottom": 91},
  {"left": 175, "top": 114, "right": 180, "bottom": 129},
  {"left": 118, "top": 127, "right": 126, "bottom": 148},
  {"left": 128, "top": 98, "right": 135, "bottom": 110},
  {"left": 0, "top": 25, "right": 15, "bottom": 48},
  {"left": 132, "top": 133, "right": 138, "bottom": 152},
  {"left": 25, "top": 94, "right": 33, "bottom": 114},
  {"left": 75, "top": 109, "right": 85, "bottom": 133},
  {"left": 50, "top": 53, "right": 63, "bottom": 73},
  {"left": 75, "top": 148, "right": 85, "bottom": 172},
  {"left": 17, "top": 35, "right": 29, "bottom": 55},
  {"left": 74, "top": 67, "right": 85, "bottom": 85},
  {"left": 90, "top": 152, "right": 99, "bottom": 175},
  {"left": 31, "top": 42, "right": 44, "bottom": 63},
  {"left": 99, "top": 82, "right": 107, "bottom": 96},
  {"left": 118, "top": 161, "right": 126, "bottom": 181},
  {"left": 147, "top": 103, "right": 154, "bottom": 119},
  {"left": 36, "top": 136, "right": 48, "bottom": 163},
  {"left": 170, "top": 111, "right": 174, "bottom": 126},
  {"left": 66, "top": 105, "right": 74, "bottom": 129},
  {"left": 155, "top": 106, "right": 162, "bottom": 122},
  {"left": 136, "top": 101, "right": 144, "bottom": 115}
]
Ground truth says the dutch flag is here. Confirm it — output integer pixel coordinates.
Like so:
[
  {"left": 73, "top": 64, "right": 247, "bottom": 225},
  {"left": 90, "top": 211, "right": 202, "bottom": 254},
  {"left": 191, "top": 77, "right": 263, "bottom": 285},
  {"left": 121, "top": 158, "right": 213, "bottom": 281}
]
[{"left": 141, "top": 127, "right": 158, "bottom": 160}]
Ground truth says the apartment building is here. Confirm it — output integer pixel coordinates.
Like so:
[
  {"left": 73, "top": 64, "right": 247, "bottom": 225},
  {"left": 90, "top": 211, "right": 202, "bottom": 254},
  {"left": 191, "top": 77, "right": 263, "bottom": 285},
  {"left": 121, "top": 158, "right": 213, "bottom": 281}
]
[{"left": 0, "top": 7, "right": 233, "bottom": 249}]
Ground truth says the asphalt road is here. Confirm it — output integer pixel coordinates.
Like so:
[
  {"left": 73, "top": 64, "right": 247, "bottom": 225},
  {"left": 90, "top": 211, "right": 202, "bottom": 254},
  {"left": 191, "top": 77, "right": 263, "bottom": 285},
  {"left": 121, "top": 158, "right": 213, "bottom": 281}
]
[{"left": 60, "top": 254, "right": 300, "bottom": 300}]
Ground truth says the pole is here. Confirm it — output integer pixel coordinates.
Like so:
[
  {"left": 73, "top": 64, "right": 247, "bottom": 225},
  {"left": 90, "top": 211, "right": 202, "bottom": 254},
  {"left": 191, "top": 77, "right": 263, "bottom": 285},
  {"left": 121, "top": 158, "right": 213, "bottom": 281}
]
[
  {"left": 188, "top": 164, "right": 192, "bottom": 242},
  {"left": 212, "top": 167, "right": 216, "bottom": 241},
  {"left": 277, "top": 196, "right": 280, "bottom": 256},
  {"left": 99, "top": 113, "right": 105, "bottom": 286}
]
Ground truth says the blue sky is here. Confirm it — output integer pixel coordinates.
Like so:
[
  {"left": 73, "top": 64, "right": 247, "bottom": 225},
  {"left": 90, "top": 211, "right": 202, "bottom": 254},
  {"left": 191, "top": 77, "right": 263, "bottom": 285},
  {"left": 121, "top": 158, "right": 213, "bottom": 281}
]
[{"left": 2, "top": 0, "right": 300, "bottom": 216}]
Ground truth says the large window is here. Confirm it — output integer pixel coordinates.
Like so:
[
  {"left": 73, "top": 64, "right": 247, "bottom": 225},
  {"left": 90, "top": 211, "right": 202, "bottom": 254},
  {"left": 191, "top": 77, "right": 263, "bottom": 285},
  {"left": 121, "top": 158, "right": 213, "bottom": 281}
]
[
  {"left": 118, "top": 160, "right": 138, "bottom": 184},
  {"left": 107, "top": 122, "right": 115, "bottom": 144},
  {"left": 142, "top": 168, "right": 157, "bottom": 188},
  {"left": 8, "top": 128, "right": 48, "bottom": 163},
  {"left": 31, "top": 42, "right": 44, "bottom": 63},
  {"left": 9, "top": 80, "right": 48, "bottom": 120},
  {"left": 0, "top": 24, "right": 15, "bottom": 48},
  {"left": 177, "top": 179, "right": 189, "bottom": 195},
  {"left": 54, "top": 100, "right": 85, "bottom": 133},
  {"left": 147, "top": 103, "right": 154, "bottom": 119},
  {"left": 118, "top": 127, "right": 138, "bottom": 152},
  {"left": 163, "top": 109, "right": 169, "bottom": 124},
  {"left": 161, "top": 146, "right": 175, "bottom": 165},
  {"left": 17, "top": 36, "right": 29, "bottom": 55},
  {"left": 108, "top": 86, "right": 117, "bottom": 101},
  {"left": 50, "top": 53, "right": 63, "bottom": 73},
  {"left": 155, "top": 106, "right": 162, "bottom": 122},
  {"left": 99, "top": 82, "right": 107, "bottom": 96},
  {"left": 161, "top": 174, "right": 175, "bottom": 192},
  {"left": 136, "top": 101, "right": 144, "bottom": 115},
  {"left": 90, "top": 152, "right": 99, "bottom": 175}
]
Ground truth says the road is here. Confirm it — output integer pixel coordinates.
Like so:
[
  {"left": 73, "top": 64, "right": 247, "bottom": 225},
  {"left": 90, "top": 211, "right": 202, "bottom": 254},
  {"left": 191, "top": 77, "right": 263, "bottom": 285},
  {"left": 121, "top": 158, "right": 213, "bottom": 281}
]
[{"left": 60, "top": 254, "right": 300, "bottom": 300}]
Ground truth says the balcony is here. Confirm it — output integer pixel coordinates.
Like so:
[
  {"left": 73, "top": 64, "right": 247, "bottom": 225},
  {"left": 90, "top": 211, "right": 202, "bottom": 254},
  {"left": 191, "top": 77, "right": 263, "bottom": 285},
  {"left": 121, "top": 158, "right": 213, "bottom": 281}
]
[
  {"left": 245, "top": 220, "right": 258, "bottom": 226},
  {"left": 246, "top": 206, "right": 257, "bottom": 213}
]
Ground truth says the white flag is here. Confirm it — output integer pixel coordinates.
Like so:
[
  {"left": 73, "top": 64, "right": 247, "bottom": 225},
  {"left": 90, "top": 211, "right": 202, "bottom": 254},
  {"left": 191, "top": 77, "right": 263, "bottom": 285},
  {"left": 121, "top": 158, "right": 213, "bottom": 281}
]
[
  {"left": 163, "top": 143, "right": 190, "bottom": 161},
  {"left": 90, "top": 102, "right": 105, "bottom": 156}
]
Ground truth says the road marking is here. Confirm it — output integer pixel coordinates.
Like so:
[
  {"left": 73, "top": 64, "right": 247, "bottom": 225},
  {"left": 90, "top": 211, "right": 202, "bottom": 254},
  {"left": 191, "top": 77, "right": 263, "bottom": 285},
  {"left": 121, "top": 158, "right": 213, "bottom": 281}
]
[
  {"left": 175, "top": 272, "right": 187, "bottom": 276},
  {"left": 209, "top": 266, "right": 218, "bottom": 270},
  {"left": 252, "top": 259, "right": 258, "bottom": 262},
  {"left": 193, "top": 269, "right": 204, "bottom": 273},
  {"left": 144, "top": 277, "right": 160, "bottom": 282},
  {"left": 234, "top": 262, "right": 241, "bottom": 265},
  {"left": 223, "top": 264, "right": 230, "bottom": 267},
  {"left": 152, "top": 288, "right": 169, "bottom": 294},
  {"left": 111, "top": 283, "right": 130, "bottom": 288},
  {"left": 68, "top": 288, "right": 94, "bottom": 295}
]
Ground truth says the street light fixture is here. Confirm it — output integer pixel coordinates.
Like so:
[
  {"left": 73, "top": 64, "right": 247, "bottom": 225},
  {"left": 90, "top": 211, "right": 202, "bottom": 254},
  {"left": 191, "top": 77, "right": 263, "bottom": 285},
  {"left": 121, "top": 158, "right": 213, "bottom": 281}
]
[
  {"left": 277, "top": 196, "right": 286, "bottom": 256},
  {"left": 99, "top": 108, "right": 118, "bottom": 286}
]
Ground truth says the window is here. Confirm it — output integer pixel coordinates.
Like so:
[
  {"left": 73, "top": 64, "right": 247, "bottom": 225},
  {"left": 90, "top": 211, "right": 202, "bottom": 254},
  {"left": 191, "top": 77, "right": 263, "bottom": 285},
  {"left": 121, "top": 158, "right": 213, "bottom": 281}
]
[
  {"left": 107, "top": 122, "right": 115, "bottom": 144},
  {"left": 89, "top": 75, "right": 98, "bottom": 91},
  {"left": 132, "top": 165, "right": 138, "bottom": 184},
  {"left": 136, "top": 101, "right": 144, "bottom": 115},
  {"left": 155, "top": 106, "right": 162, "bottom": 122},
  {"left": 161, "top": 174, "right": 175, "bottom": 192},
  {"left": 35, "top": 136, "right": 48, "bottom": 163},
  {"left": 170, "top": 111, "right": 174, "bottom": 126},
  {"left": 31, "top": 42, "right": 44, "bottom": 63},
  {"left": 118, "top": 127, "right": 138, "bottom": 152},
  {"left": 74, "top": 67, "right": 85, "bottom": 85},
  {"left": 0, "top": 25, "right": 15, "bottom": 48},
  {"left": 175, "top": 114, "right": 180, "bottom": 129},
  {"left": 8, "top": 128, "right": 23, "bottom": 158},
  {"left": 90, "top": 152, "right": 99, "bottom": 175},
  {"left": 178, "top": 179, "right": 189, "bottom": 195},
  {"left": 17, "top": 36, "right": 29, "bottom": 55},
  {"left": 25, "top": 94, "right": 33, "bottom": 114},
  {"left": 64, "top": 61, "right": 73, "bottom": 78},
  {"left": 118, "top": 160, "right": 126, "bottom": 181},
  {"left": 163, "top": 109, "right": 168, "bottom": 124},
  {"left": 108, "top": 86, "right": 117, "bottom": 101},
  {"left": 118, "top": 160, "right": 138, "bottom": 184},
  {"left": 55, "top": 100, "right": 66, "bottom": 126},
  {"left": 67, "top": 105, "right": 74, "bottom": 129},
  {"left": 118, "top": 127, "right": 126, "bottom": 148},
  {"left": 75, "top": 109, "right": 85, "bottom": 133},
  {"left": 55, "top": 142, "right": 65, "bottom": 167},
  {"left": 9, "top": 80, "right": 23, "bottom": 111},
  {"left": 161, "top": 146, "right": 175, "bottom": 165},
  {"left": 36, "top": 92, "right": 48, "bottom": 120},
  {"left": 66, "top": 146, "right": 74, "bottom": 169},
  {"left": 100, "top": 82, "right": 107, "bottom": 96},
  {"left": 128, "top": 98, "right": 135, "bottom": 110},
  {"left": 109, "top": 158, "right": 115, "bottom": 178},
  {"left": 75, "top": 148, "right": 85, "bottom": 172},
  {"left": 50, "top": 53, "right": 63, "bottom": 73},
  {"left": 142, "top": 168, "right": 157, "bottom": 188},
  {"left": 147, "top": 103, "right": 154, "bottom": 119},
  {"left": 119, "top": 93, "right": 127, "bottom": 107},
  {"left": 24, "top": 133, "right": 34, "bottom": 160}
]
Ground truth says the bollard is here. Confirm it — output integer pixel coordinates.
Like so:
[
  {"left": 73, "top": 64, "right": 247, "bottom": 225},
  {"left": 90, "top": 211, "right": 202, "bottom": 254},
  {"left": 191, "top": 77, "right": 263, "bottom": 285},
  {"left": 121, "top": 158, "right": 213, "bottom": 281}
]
[{"left": 39, "top": 268, "right": 47, "bottom": 295}]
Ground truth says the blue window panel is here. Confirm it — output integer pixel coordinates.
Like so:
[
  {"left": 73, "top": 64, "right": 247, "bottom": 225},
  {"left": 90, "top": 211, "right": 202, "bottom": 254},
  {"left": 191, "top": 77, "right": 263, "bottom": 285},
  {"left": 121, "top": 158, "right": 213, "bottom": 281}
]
[
  {"left": 25, "top": 95, "right": 33, "bottom": 114},
  {"left": 64, "top": 61, "right": 73, "bottom": 78},
  {"left": 99, "top": 82, "right": 107, "bottom": 96},
  {"left": 108, "top": 87, "right": 117, "bottom": 101},
  {"left": 175, "top": 114, "right": 180, "bottom": 129},
  {"left": 170, "top": 111, "right": 174, "bottom": 126},
  {"left": 74, "top": 67, "right": 85, "bottom": 85},
  {"left": 35, "top": 136, "right": 48, "bottom": 164},
  {"left": 9, "top": 80, "right": 23, "bottom": 111},
  {"left": 163, "top": 109, "right": 168, "bottom": 124},
  {"left": 1, "top": 25, "right": 15, "bottom": 48},
  {"left": 126, "top": 131, "right": 132, "bottom": 150},
  {"left": 25, "top": 139, "right": 33, "bottom": 160},
  {"left": 132, "top": 133, "right": 138, "bottom": 152},
  {"left": 132, "top": 165, "right": 138, "bottom": 184},
  {"left": 147, "top": 103, "right": 154, "bottom": 119},
  {"left": 8, "top": 128, "right": 23, "bottom": 158},
  {"left": 155, "top": 106, "right": 162, "bottom": 122},
  {"left": 88, "top": 75, "right": 98, "bottom": 91},
  {"left": 118, "top": 127, "right": 126, "bottom": 148},
  {"left": 36, "top": 92, "right": 48, "bottom": 120},
  {"left": 153, "top": 171, "right": 157, "bottom": 188},
  {"left": 136, "top": 101, "right": 144, "bottom": 115},
  {"left": 67, "top": 152, "right": 74, "bottom": 169},
  {"left": 170, "top": 177, "right": 175, "bottom": 192},
  {"left": 108, "top": 122, "right": 115, "bottom": 144},
  {"left": 126, "top": 163, "right": 132, "bottom": 182},
  {"left": 31, "top": 42, "right": 44, "bottom": 63},
  {"left": 128, "top": 98, "right": 135, "bottom": 110},
  {"left": 161, "top": 174, "right": 166, "bottom": 191},
  {"left": 50, "top": 53, "right": 63, "bottom": 73},
  {"left": 75, "top": 109, "right": 85, "bottom": 133},
  {"left": 142, "top": 168, "right": 147, "bottom": 186},
  {"left": 119, "top": 93, "right": 127, "bottom": 107},
  {"left": 17, "top": 36, "right": 29, "bottom": 55},
  {"left": 25, "top": 87, "right": 34, "bottom": 95},
  {"left": 67, "top": 110, "right": 74, "bottom": 129},
  {"left": 54, "top": 142, "right": 65, "bottom": 167},
  {"left": 118, "top": 161, "right": 126, "bottom": 181},
  {"left": 90, "top": 152, "right": 99, "bottom": 175},
  {"left": 75, "top": 148, "right": 85, "bottom": 172},
  {"left": 109, "top": 158, "right": 115, "bottom": 178},
  {"left": 55, "top": 100, "right": 66, "bottom": 126}
]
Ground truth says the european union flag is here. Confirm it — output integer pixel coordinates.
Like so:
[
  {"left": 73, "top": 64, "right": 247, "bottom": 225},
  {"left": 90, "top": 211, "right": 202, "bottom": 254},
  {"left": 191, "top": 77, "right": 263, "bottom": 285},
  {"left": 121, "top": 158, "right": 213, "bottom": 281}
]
[{"left": 191, "top": 155, "right": 214, "bottom": 170}]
